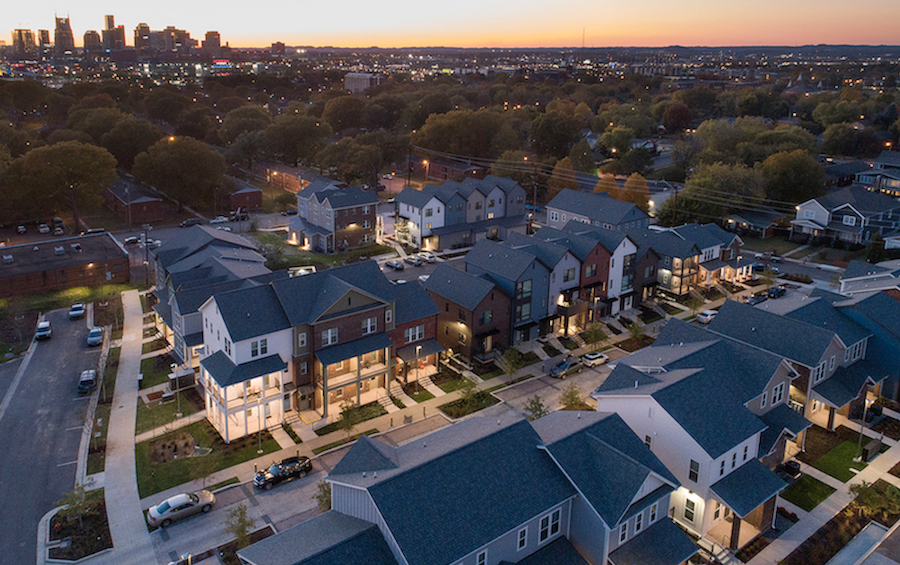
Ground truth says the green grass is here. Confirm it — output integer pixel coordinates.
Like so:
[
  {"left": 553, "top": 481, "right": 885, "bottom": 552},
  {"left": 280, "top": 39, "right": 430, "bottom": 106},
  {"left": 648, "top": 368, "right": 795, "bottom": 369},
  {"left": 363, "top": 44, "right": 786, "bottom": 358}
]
[
  {"left": 135, "top": 420, "right": 280, "bottom": 498},
  {"left": 405, "top": 388, "right": 435, "bottom": 403},
  {"left": 780, "top": 475, "right": 837, "bottom": 511},
  {"left": 661, "top": 303, "right": 683, "bottom": 315},
  {"left": 87, "top": 346, "right": 121, "bottom": 475},
  {"left": 314, "top": 402, "right": 387, "bottom": 436},
  {"left": 485, "top": 373, "right": 534, "bottom": 392},
  {"left": 139, "top": 353, "right": 176, "bottom": 389},
  {"left": 438, "top": 391, "right": 500, "bottom": 418},
  {"left": 250, "top": 231, "right": 396, "bottom": 270},
  {"left": 140, "top": 294, "right": 151, "bottom": 314},
  {"left": 141, "top": 338, "right": 168, "bottom": 355},
  {"left": 542, "top": 343, "right": 561, "bottom": 357},
  {"left": 0, "top": 284, "right": 137, "bottom": 315},
  {"left": 812, "top": 441, "right": 869, "bottom": 482},
  {"left": 559, "top": 337, "right": 578, "bottom": 350},
  {"left": 312, "top": 429, "right": 378, "bottom": 455},
  {"left": 208, "top": 477, "right": 241, "bottom": 492},
  {"left": 520, "top": 351, "right": 541, "bottom": 366},
  {"left": 134, "top": 392, "right": 199, "bottom": 435},
  {"left": 478, "top": 368, "right": 504, "bottom": 380},
  {"left": 437, "top": 378, "right": 467, "bottom": 393}
]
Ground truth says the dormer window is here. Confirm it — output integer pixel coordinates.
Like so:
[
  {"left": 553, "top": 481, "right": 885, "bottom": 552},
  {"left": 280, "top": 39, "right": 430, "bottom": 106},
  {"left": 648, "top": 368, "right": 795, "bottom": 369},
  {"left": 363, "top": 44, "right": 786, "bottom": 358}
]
[{"left": 843, "top": 215, "right": 856, "bottom": 226}]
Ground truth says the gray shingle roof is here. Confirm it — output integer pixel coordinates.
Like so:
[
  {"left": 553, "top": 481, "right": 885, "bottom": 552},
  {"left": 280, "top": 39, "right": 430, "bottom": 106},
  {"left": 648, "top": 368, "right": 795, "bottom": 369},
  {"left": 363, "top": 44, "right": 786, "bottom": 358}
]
[
  {"left": 813, "top": 359, "right": 888, "bottom": 408},
  {"left": 507, "top": 231, "right": 568, "bottom": 268},
  {"left": 532, "top": 226, "right": 604, "bottom": 260},
  {"left": 758, "top": 404, "right": 813, "bottom": 456},
  {"left": 815, "top": 186, "right": 900, "bottom": 215},
  {"left": 548, "top": 188, "right": 648, "bottom": 226},
  {"left": 607, "top": 518, "right": 699, "bottom": 565},
  {"left": 422, "top": 263, "right": 498, "bottom": 311},
  {"left": 237, "top": 511, "right": 396, "bottom": 565},
  {"left": 708, "top": 300, "right": 838, "bottom": 367},
  {"left": 562, "top": 221, "right": 631, "bottom": 254},
  {"left": 464, "top": 239, "right": 543, "bottom": 281},
  {"left": 154, "top": 225, "right": 259, "bottom": 271},
  {"left": 875, "top": 150, "right": 900, "bottom": 168},
  {"left": 848, "top": 291, "right": 900, "bottom": 337},
  {"left": 624, "top": 227, "right": 700, "bottom": 260},
  {"left": 842, "top": 260, "right": 891, "bottom": 281},
  {"left": 214, "top": 283, "right": 292, "bottom": 341},
  {"left": 500, "top": 537, "right": 589, "bottom": 565},
  {"left": 671, "top": 223, "right": 737, "bottom": 250},
  {"left": 200, "top": 351, "right": 287, "bottom": 388},
  {"left": 784, "top": 298, "right": 871, "bottom": 347},
  {"left": 709, "top": 459, "right": 786, "bottom": 518}
]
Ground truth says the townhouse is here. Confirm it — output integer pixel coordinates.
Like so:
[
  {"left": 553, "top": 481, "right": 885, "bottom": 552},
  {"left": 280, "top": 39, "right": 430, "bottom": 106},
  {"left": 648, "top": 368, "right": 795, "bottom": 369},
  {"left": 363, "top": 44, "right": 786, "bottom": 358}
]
[
  {"left": 790, "top": 185, "right": 900, "bottom": 244},
  {"left": 708, "top": 300, "right": 887, "bottom": 432},
  {"left": 464, "top": 239, "right": 550, "bottom": 345},
  {"left": 197, "top": 261, "right": 440, "bottom": 442},
  {"left": 667, "top": 223, "right": 753, "bottom": 289},
  {"left": 288, "top": 178, "right": 379, "bottom": 253},
  {"left": 839, "top": 259, "right": 900, "bottom": 295},
  {"left": 593, "top": 319, "right": 809, "bottom": 551},
  {"left": 423, "top": 263, "right": 511, "bottom": 367},
  {"left": 545, "top": 188, "right": 650, "bottom": 232},
  {"left": 622, "top": 227, "right": 701, "bottom": 298},
  {"left": 238, "top": 413, "right": 697, "bottom": 565},
  {"left": 394, "top": 175, "right": 528, "bottom": 250}
]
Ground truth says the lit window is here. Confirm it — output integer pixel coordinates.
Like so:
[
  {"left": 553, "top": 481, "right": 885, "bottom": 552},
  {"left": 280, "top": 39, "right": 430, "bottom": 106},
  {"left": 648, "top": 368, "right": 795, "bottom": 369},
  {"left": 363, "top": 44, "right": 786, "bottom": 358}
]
[{"left": 685, "top": 499, "right": 695, "bottom": 522}]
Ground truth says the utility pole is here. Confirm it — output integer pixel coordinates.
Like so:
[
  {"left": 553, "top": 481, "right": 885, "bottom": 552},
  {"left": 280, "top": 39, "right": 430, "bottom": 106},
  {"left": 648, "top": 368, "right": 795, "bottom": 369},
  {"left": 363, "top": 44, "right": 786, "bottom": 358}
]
[{"left": 143, "top": 224, "right": 152, "bottom": 288}]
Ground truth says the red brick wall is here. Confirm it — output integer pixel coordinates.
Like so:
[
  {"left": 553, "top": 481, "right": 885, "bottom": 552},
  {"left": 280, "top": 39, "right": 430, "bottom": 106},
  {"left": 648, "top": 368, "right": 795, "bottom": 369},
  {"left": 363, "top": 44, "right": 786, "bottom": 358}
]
[
  {"left": 333, "top": 206, "right": 377, "bottom": 251},
  {"left": 104, "top": 191, "right": 164, "bottom": 223},
  {"left": 389, "top": 315, "right": 438, "bottom": 351},
  {"left": 230, "top": 191, "right": 263, "bottom": 211},
  {"left": 0, "top": 258, "right": 130, "bottom": 299},
  {"left": 580, "top": 244, "right": 611, "bottom": 300},
  {"left": 311, "top": 306, "right": 388, "bottom": 350}
]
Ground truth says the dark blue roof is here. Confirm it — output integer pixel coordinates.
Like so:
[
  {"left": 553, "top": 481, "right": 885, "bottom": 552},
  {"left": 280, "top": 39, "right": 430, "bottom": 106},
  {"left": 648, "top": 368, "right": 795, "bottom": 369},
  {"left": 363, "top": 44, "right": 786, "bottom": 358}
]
[
  {"left": 849, "top": 292, "right": 900, "bottom": 337},
  {"left": 710, "top": 459, "right": 786, "bottom": 518},
  {"left": 785, "top": 298, "right": 871, "bottom": 347},
  {"left": 237, "top": 511, "right": 396, "bottom": 565},
  {"left": 422, "top": 263, "right": 499, "bottom": 311},
  {"left": 201, "top": 351, "right": 287, "bottom": 388},
  {"left": 548, "top": 188, "right": 648, "bottom": 226},
  {"left": 365, "top": 420, "right": 576, "bottom": 565},
  {"left": 214, "top": 283, "right": 292, "bottom": 342},
  {"left": 758, "top": 404, "right": 813, "bottom": 456},
  {"left": 396, "top": 338, "right": 443, "bottom": 363},
  {"left": 500, "top": 536, "right": 589, "bottom": 565},
  {"left": 813, "top": 359, "right": 888, "bottom": 408},
  {"left": 608, "top": 518, "right": 699, "bottom": 565},
  {"left": 329, "top": 434, "right": 398, "bottom": 475},
  {"left": 842, "top": 260, "right": 891, "bottom": 281},
  {"left": 316, "top": 333, "right": 394, "bottom": 367},
  {"left": 465, "top": 239, "right": 544, "bottom": 282}
]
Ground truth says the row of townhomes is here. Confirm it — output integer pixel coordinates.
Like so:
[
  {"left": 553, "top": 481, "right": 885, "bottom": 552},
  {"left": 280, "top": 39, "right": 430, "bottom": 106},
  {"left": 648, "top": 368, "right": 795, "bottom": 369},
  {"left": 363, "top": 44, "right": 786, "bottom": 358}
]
[
  {"left": 394, "top": 175, "right": 529, "bottom": 250},
  {"left": 237, "top": 413, "right": 699, "bottom": 565},
  {"left": 590, "top": 289, "right": 900, "bottom": 553},
  {"left": 287, "top": 178, "right": 380, "bottom": 253},
  {"left": 790, "top": 185, "right": 900, "bottom": 244}
]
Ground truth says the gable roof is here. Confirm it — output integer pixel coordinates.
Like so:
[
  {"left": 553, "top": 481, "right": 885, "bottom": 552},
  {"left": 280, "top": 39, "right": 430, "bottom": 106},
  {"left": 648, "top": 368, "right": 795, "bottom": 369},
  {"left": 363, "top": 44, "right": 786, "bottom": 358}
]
[
  {"left": 464, "top": 239, "right": 545, "bottom": 282},
  {"left": 153, "top": 225, "right": 260, "bottom": 272},
  {"left": 814, "top": 186, "right": 900, "bottom": 216},
  {"left": 671, "top": 223, "right": 738, "bottom": 250},
  {"left": 506, "top": 232, "right": 569, "bottom": 269},
  {"left": 422, "top": 263, "right": 501, "bottom": 311},
  {"left": 532, "top": 226, "right": 606, "bottom": 259},
  {"left": 842, "top": 260, "right": 892, "bottom": 281},
  {"left": 562, "top": 221, "right": 631, "bottom": 254},
  {"left": 624, "top": 227, "right": 700, "bottom": 260},
  {"left": 213, "top": 283, "right": 292, "bottom": 341},
  {"left": 783, "top": 297, "right": 872, "bottom": 347},
  {"left": 547, "top": 188, "right": 647, "bottom": 226}
]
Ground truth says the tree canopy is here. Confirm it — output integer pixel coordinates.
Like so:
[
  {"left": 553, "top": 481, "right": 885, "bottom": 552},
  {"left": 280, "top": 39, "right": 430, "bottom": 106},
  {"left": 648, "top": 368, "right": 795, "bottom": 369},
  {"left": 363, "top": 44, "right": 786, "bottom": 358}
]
[{"left": 133, "top": 136, "right": 225, "bottom": 208}]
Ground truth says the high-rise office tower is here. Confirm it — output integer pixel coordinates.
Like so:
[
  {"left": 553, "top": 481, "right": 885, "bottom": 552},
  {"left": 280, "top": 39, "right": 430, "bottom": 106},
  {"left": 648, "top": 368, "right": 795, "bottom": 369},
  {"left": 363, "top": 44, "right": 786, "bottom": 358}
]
[
  {"left": 134, "top": 23, "right": 151, "bottom": 55},
  {"left": 12, "top": 29, "right": 37, "bottom": 59},
  {"left": 202, "top": 31, "right": 221, "bottom": 57},
  {"left": 102, "top": 15, "right": 126, "bottom": 50},
  {"left": 84, "top": 30, "right": 102, "bottom": 54},
  {"left": 38, "top": 29, "right": 51, "bottom": 60},
  {"left": 54, "top": 16, "right": 75, "bottom": 55}
]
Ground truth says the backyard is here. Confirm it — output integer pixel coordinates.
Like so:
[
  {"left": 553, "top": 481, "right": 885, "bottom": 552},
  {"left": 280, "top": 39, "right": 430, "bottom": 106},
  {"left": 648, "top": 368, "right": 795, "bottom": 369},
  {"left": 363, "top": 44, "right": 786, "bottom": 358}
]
[
  {"left": 250, "top": 230, "right": 395, "bottom": 270},
  {"left": 135, "top": 389, "right": 203, "bottom": 435},
  {"left": 779, "top": 475, "right": 837, "bottom": 512},
  {"left": 797, "top": 426, "right": 888, "bottom": 482},
  {"left": 139, "top": 352, "right": 178, "bottom": 389}
]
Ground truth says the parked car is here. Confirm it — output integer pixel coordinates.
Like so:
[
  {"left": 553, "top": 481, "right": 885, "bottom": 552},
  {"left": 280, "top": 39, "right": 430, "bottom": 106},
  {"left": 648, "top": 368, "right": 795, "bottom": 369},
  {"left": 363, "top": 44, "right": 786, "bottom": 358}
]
[
  {"left": 582, "top": 351, "right": 609, "bottom": 367},
  {"left": 767, "top": 286, "right": 786, "bottom": 299},
  {"left": 38, "top": 224, "right": 51, "bottom": 234},
  {"left": 180, "top": 218, "right": 202, "bottom": 228},
  {"left": 215, "top": 226, "right": 232, "bottom": 232},
  {"left": 69, "top": 303, "right": 86, "bottom": 320},
  {"left": 417, "top": 275, "right": 430, "bottom": 284},
  {"left": 87, "top": 328, "right": 103, "bottom": 347},
  {"left": 124, "top": 236, "right": 140, "bottom": 245},
  {"left": 404, "top": 255, "right": 423, "bottom": 266},
  {"left": 747, "top": 294, "right": 768, "bottom": 306},
  {"left": 280, "top": 209, "right": 298, "bottom": 216},
  {"left": 418, "top": 251, "right": 436, "bottom": 263},
  {"left": 77, "top": 369, "right": 97, "bottom": 394},
  {"left": 550, "top": 358, "right": 583, "bottom": 379},
  {"left": 16, "top": 225, "right": 25, "bottom": 234},
  {"left": 35, "top": 321, "right": 52, "bottom": 340},
  {"left": 146, "top": 490, "right": 216, "bottom": 528},
  {"left": 697, "top": 310, "right": 717, "bottom": 324},
  {"left": 53, "top": 226, "right": 65, "bottom": 236},
  {"left": 776, "top": 460, "right": 802, "bottom": 482},
  {"left": 384, "top": 260, "right": 404, "bottom": 271},
  {"left": 209, "top": 216, "right": 229, "bottom": 224},
  {"left": 253, "top": 456, "right": 312, "bottom": 490},
  {"left": 393, "top": 279, "right": 408, "bottom": 285}
]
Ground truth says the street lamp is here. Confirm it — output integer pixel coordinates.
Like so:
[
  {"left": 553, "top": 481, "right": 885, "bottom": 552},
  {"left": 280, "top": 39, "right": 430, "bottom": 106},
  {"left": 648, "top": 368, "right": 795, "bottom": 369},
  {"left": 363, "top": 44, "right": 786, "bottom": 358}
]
[
  {"left": 143, "top": 224, "right": 153, "bottom": 288},
  {"left": 422, "top": 160, "right": 429, "bottom": 181},
  {"left": 171, "top": 363, "right": 182, "bottom": 419},
  {"left": 854, "top": 396, "right": 874, "bottom": 462},
  {"left": 257, "top": 397, "right": 263, "bottom": 454},
  {"left": 415, "top": 345, "right": 422, "bottom": 394}
]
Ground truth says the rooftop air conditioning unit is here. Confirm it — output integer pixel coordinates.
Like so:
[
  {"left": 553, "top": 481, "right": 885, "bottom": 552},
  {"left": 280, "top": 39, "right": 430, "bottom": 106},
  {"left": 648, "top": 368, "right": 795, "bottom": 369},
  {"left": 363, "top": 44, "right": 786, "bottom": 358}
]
[
  {"left": 2, "top": 255, "right": 12, "bottom": 264},
  {"left": 54, "top": 246, "right": 65, "bottom": 255}
]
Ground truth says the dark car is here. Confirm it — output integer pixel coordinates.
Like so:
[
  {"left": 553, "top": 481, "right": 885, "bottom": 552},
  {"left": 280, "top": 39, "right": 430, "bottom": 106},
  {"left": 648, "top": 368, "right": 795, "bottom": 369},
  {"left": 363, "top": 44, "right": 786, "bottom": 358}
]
[
  {"left": 747, "top": 294, "right": 768, "bottom": 306},
  {"left": 180, "top": 218, "right": 202, "bottom": 228},
  {"left": 385, "top": 260, "right": 404, "bottom": 271},
  {"left": 281, "top": 209, "right": 298, "bottom": 216},
  {"left": 254, "top": 456, "right": 312, "bottom": 490},
  {"left": 550, "top": 358, "right": 583, "bottom": 379},
  {"left": 77, "top": 369, "right": 97, "bottom": 394},
  {"left": 404, "top": 255, "right": 423, "bottom": 266},
  {"left": 767, "top": 286, "right": 786, "bottom": 299}
]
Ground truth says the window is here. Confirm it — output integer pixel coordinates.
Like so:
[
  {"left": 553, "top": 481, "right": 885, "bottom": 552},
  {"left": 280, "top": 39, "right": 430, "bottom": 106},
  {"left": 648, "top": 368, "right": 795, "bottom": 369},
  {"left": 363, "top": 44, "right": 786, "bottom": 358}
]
[
  {"left": 517, "top": 527, "right": 527, "bottom": 551},
  {"left": 650, "top": 503, "right": 658, "bottom": 523},
  {"left": 684, "top": 499, "right": 695, "bottom": 522},
  {"left": 586, "top": 264, "right": 597, "bottom": 278},
  {"left": 689, "top": 460, "right": 699, "bottom": 482},
  {"left": 743, "top": 445, "right": 749, "bottom": 461},
  {"left": 298, "top": 332, "right": 307, "bottom": 348},
  {"left": 515, "top": 302, "right": 531, "bottom": 322},
  {"left": 476, "top": 551, "right": 486, "bottom": 565},
  {"left": 635, "top": 512, "right": 643, "bottom": 533},
  {"left": 458, "top": 332, "right": 467, "bottom": 345},
  {"left": 251, "top": 341, "right": 259, "bottom": 357},
  {"left": 425, "top": 208, "right": 433, "bottom": 217},
  {"left": 516, "top": 279, "right": 532, "bottom": 299},
  {"left": 829, "top": 355, "right": 835, "bottom": 371},
  {"left": 481, "top": 310, "right": 492, "bottom": 325},
  {"left": 362, "top": 317, "right": 377, "bottom": 335},
  {"left": 760, "top": 391, "right": 767, "bottom": 409},
  {"left": 561, "top": 214, "right": 567, "bottom": 222},
  {"left": 732, "top": 452, "right": 737, "bottom": 469},
  {"left": 385, "top": 309, "right": 392, "bottom": 325},
  {"left": 300, "top": 362, "right": 308, "bottom": 375},
  {"left": 260, "top": 339, "right": 267, "bottom": 355},
  {"left": 363, "top": 205, "right": 370, "bottom": 214},
  {"left": 564, "top": 268, "right": 575, "bottom": 282},
  {"left": 619, "top": 523, "right": 628, "bottom": 543},
  {"left": 812, "top": 361, "right": 827, "bottom": 383},
  {"left": 475, "top": 201, "right": 483, "bottom": 210},
  {"left": 645, "top": 265, "right": 655, "bottom": 278},
  {"left": 772, "top": 382, "right": 785, "bottom": 404},
  {"left": 843, "top": 215, "right": 857, "bottom": 226},
  {"left": 549, "top": 211, "right": 559, "bottom": 222},
  {"left": 645, "top": 435, "right": 652, "bottom": 449},
  {"left": 488, "top": 199, "right": 495, "bottom": 207},
  {"left": 404, "top": 325, "right": 424, "bottom": 343},
  {"left": 322, "top": 328, "right": 339, "bottom": 346},
  {"left": 539, "top": 509, "right": 561, "bottom": 543},
  {"left": 720, "top": 460, "right": 725, "bottom": 476},
  {"left": 425, "top": 222, "right": 432, "bottom": 229},
  {"left": 714, "top": 501, "right": 721, "bottom": 520}
]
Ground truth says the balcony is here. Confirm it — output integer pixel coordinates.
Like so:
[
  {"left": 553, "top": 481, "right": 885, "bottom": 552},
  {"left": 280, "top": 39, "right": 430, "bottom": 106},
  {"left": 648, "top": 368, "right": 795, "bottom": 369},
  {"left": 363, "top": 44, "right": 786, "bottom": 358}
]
[{"left": 557, "top": 297, "right": 588, "bottom": 318}]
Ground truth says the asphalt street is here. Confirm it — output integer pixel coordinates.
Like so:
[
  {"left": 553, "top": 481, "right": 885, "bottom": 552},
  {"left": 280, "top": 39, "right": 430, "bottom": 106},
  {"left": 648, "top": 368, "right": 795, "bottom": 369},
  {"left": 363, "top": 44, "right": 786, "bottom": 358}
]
[{"left": 0, "top": 309, "right": 102, "bottom": 564}]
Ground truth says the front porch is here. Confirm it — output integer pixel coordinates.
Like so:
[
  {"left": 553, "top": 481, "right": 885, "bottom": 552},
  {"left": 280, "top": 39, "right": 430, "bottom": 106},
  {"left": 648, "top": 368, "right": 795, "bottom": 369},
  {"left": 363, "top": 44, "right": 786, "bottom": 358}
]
[{"left": 708, "top": 459, "right": 786, "bottom": 551}]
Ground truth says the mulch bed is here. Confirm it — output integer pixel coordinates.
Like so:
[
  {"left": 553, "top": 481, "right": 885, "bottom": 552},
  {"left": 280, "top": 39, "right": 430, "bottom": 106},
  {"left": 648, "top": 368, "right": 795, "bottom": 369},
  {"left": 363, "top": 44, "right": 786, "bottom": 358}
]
[
  {"left": 796, "top": 425, "right": 857, "bottom": 464},
  {"left": 149, "top": 431, "right": 196, "bottom": 464},
  {"left": 92, "top": 294, "right": 123, "bottom": 330},
  {"left": 780, "top": 480, "right": 900, "bottom": 565},
  {"left": 48, "top": 501, "right": 113, "bottom": 561},
  {"left": 735, "top": 535, "right": 770, "bottom": 563},
  {"left": 617, "top": 335, "right": 655, "bottom": 353},
  {"left": 872, "top": 416, "right": 900, "bottom": 441}
]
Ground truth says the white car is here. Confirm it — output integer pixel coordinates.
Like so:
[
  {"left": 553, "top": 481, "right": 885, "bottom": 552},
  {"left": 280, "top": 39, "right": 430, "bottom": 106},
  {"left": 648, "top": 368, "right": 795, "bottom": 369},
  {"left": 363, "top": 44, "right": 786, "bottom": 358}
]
[
  {"left": 418, "top": 251, "right": 436, "bottom": 263},
  {"left": 209, "top": 216, "right": 229, "bottom": 224},
  {"left": 38, "top": 224, "right": 51, "bottom": 234},
  {"left": 146, "top": 490, "right": 216, "bottom": 528},
  {"left": 697, "top": 310, "right": 717, "bottom": 324},
  {"left": 582, "top": 351, "right": 609, "bottom": 367}
]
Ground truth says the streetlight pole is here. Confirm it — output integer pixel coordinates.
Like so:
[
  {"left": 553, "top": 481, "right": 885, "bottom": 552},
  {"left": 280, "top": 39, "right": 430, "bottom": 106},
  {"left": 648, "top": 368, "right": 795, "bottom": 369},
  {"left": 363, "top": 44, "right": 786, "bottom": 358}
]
[
  {"left": 171, "top": 363, "right": 182, "bottom": 419},
  {"left": 855, "top": 394, "right": 873, "bottom": 462},
  {"left": 143, "top": 224, "right": 152, "bottom": 288},
  {"left": 415, "top": 345, "right": 422, "bottom": 394}
]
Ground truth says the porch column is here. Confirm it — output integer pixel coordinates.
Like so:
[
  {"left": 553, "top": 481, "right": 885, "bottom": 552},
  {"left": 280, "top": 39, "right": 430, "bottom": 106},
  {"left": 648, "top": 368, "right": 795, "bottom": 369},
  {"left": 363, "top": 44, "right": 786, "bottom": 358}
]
[
  {"left": 322, "top": 364, "right": 329, "bottom": 419},
  {"left": 223, "top": 387, "right": 229, "bottom": 443},
  {"left": 763, "top": 496, "right": 777, "bottom": 531},
  {"left": 356, "top": 355, "right": 362, "bottom": 406},
  {"left": 827, "top": 406, "right": 836, "bottom": 431},
  {"left": 730, "top": 516, "right": 742, "bottom": 551},
  {"left": 279, "top": 376, "right": 285, "bottom": 424}
]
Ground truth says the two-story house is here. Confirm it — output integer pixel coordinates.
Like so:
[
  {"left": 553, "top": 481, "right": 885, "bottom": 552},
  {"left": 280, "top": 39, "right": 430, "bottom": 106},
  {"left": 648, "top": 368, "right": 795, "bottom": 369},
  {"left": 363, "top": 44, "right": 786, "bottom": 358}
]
[
  {"left": 668, "top": 223, "right": 752, "bottom": 289},
  {"left": 238, "top": 413, "right": 698, "bottom": 565},
  {"left": 288, "top": 179, "right": 379, "bottom": 253},
  {"left": 546, "top": 188, "right": 650, "bottom": 232},
  {"left": 395, "top": 176, "right": 528, "bottom": 250},
  {"left": 708, "top": 300, "right": 886, "bottom": 432},
  {"left": 197, "top": 261, "right": 441, "bottom": 441},
  {"left": 593, "top": 319, "right": 809, "bottom": 552},
  {"left": 790, "top": 185, "right": 900, "bottom": 244},
  {"left": 423, "top": 263, "right": 511, "bottom": 367},
  {"left": 464, "top": 239, "right": 550, "bottom": 344},
  {"left": 623, "top": 227, "right": 701, "bottom": 298}
]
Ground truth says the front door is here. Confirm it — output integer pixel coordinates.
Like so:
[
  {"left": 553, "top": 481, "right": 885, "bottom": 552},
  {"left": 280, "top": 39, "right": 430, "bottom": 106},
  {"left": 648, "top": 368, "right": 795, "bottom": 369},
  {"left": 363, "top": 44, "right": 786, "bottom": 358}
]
[{"left": 484, "top": 334, "right": 492, "bottom": 354}]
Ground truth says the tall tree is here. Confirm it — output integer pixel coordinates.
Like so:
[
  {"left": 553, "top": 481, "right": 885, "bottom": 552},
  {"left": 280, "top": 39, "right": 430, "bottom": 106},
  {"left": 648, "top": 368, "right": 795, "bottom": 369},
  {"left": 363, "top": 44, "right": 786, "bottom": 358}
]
[
  {"left": 219, "top": 105, "right": 272, "bottom": 144},
  {"left": 758, "top": 149, "right": 825, "bottom": 204},
  {"left": 530, "top": 111, "right": 581, "bottom": 159},
  {"left": 547, "top": 157, "right": 578, "bottom": 203},
  {"left": 568, "top": 138, "right": 595, "bottom": 173},
  {"left": 133, "top": 136, "right": 226, "bottom": 208},
  {"left": 322, "top": 96, "right": 365, "bottom": 132},
  {"left": 101, "top": 117, "right": 164, "bottom": 169},
  {"left": 263, "top": 115, "right": 332, "bottom": 167},
  {"left": 622, "top": 172, "right": 650, "bottom": 212}
]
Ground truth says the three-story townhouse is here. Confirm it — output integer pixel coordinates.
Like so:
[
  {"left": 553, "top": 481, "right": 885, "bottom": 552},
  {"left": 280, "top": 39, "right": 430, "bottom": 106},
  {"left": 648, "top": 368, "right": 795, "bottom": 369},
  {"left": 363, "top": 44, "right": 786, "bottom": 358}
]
[
  {"left": 546, "top": 188, "right": 650, "bottom": 232},
  {"left": 289, "top": 179, "right": 379, "bottom": 253}
]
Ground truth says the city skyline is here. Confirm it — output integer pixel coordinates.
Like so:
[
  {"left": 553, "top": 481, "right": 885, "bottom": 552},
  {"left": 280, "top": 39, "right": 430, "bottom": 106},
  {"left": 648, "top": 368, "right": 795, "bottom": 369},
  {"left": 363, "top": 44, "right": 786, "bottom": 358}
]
[{"left": 6, "top": 0, "right": 900, "bottom": 49}]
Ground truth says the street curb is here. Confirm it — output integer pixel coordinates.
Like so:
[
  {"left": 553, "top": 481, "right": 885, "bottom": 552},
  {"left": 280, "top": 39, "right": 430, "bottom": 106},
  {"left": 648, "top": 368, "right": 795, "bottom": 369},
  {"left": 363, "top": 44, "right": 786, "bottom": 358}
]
[{"left": 0, "top": 315, "right": 39, "bottom": 427}]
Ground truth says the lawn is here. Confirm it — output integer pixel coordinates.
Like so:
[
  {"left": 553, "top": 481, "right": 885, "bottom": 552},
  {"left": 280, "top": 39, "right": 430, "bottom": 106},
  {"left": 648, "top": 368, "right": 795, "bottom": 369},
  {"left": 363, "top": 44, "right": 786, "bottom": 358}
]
[
  {"left": 436, "top": 377, "right": 468, "bottom": 393},
  {"left": 799, "top": 426, "right": 889, "bottom": 482},
  {"left": 135, "top": 392, "right": 199, "bottom": 435},
  {"left": 780, "top": 475, "right": 837, "bottom": 512},
  {"left": 438, "top": 391, "right": 499, "bottom": 418},
  {"left": 314, "top": 401, "right": 387, "bottom": 436},
  {"left": 519, "top": 351, "right": 541, "bottom": 367},
  {"left": 403, "top": 386, "right": 435, "bottom": 403},
  {"left": 739, "top": 235, "right": 802, "bottom": 256},
  {"left": 142, "top": 337, "right": 168, "bottom": 355},
  {"left": 139, "top": 353, "right": 177, "bottom": 389},
  {"left": 135, "top": 420, "right": 279, "bottom": 498},
  {"left": 559, "top": 337, "right": 578, "bottom": 350},
  {"left": 250, "top": 231, "right": 396, "bottom": 270},
  {"left": 87, "top": 346, "right": 121, "bottom": 475},
  {"left": 811, "top": 441, "right": 868, "bottom": 482}
]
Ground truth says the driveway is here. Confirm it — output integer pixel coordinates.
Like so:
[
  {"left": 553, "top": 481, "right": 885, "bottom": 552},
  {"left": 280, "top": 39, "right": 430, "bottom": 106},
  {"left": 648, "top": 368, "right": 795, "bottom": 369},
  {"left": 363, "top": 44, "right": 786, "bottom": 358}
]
[{"left": 0, "top": 310, "right": 101, "bottom": 563}]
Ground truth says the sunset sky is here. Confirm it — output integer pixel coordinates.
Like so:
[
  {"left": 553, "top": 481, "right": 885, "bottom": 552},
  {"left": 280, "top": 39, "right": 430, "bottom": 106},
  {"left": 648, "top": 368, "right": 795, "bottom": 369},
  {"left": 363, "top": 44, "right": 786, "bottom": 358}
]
[{"left": 7, "top": 0, "right": 900, "bottom": 48}]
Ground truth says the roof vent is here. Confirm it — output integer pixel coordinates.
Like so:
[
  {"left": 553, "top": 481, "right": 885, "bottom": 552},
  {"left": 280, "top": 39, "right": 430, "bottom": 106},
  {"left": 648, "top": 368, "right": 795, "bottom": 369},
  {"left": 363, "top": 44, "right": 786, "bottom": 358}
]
[
  {"left": 362, "top": 471, "right": 366, "bottom": 477},
  {"left": 33, "top": 246, "right": 39, "bottom": 252},
  {"left": 497, "top": 419, "right": 500, "bottom": 425},
  {"left": 423, "top": 441, "right": 426, "bottom": 448},
  {"left": 635, "top": 380, "right": 639, "bottom": 388},
  {"left": 373, "top": 471, "right": 377, "bottom": 478},
  {"left": 2, "top": 255, "right": 12, "bottom": 264},
  {"left": 751, "top": 327, "right": 756, "bottom": 331},
  {"left": 54, "top": 246, "right": 65, "bottom": 255},
  {"left": 70, "top": 243, "right": 83, "bottom": 253}
]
